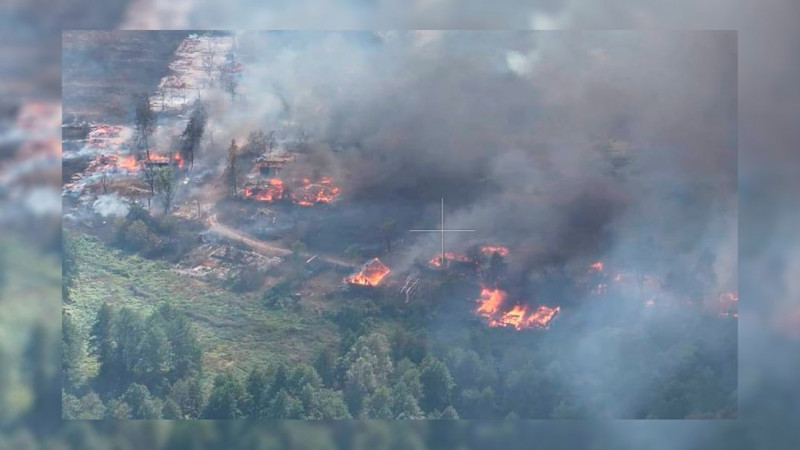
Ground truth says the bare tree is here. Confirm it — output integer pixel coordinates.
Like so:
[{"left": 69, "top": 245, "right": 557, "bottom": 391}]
[
  {"left": 244, "top": 130, "right": 267, "bottom": 157},
  {"left": 134, "top": 94, "right": 157, "bottom": 160},
  {"left": 296, "top": 128, "right": 310, "bottom": 153},
  {"left": 220, "top": 70, "right": 239, "bottom": 103},
  {"left": 99, "top": 172, "right": 109, "bottom": 194},
  {"left": 225, "top": 139, "right": 239, "bottom": 198},
  {"left": 379, "top": 219, "right": 398, "bottom": 252},
  {"left": 202, "top": 52, "right": 214, "bottom": 87},
  {"left": 180, "top": 100, "right": 208, "bottom": 169},
  {"left": 267, "top": 130, "right": 276, "bottom": 155}
]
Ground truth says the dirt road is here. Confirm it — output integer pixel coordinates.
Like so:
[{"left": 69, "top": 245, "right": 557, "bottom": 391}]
[{"left": 207, "top": 213, "right": 358, "bottom": 269}]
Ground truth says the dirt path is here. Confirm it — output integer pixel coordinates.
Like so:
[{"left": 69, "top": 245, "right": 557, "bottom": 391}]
[{"left": 207, "top": 213, "right": 358, "bottom": 269}]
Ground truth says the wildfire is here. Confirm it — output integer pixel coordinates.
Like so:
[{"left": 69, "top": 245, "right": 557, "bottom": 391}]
[
  {"left": 588, "top": 261, "right": 604, "bottom": 272},
  {"left": 488, "top": 304, "right": 561, "bottom": 330},
  {"left": 344, "top": 258, "right": 391, "bottom": 287},
  {"left": 474, "top": 285, "right": 560, "bottom": 330},
  {"left": 290, "top": 177, "right": 341, "bottom": 206},
  {"left": 117, "top": 155, "right": 139, "bottom": 171},
  {"left": 146, "top": 153, "right": 170, "bottom": 164},
  {"left": 480, "top": 245, "right": 510, "bottom": 257},
  {"left": 86, "top": 124, "right": 125, "bottom": 149},
  {"left": 173, "top": 153, "right": 184, "bottom": 168},
  {"left": 475, "top": 286, "right": 507, "bottom": 317},
  {"left": 243, "top": 178, "right": 284, "bottom": 202},
  {"left": 717, "top": 291, "right": 738, "bottom": 318},
  {"left": 242, "top": 177, "right": 340, "bottom": 205},
  {"left": 429, "top": 252, "right": 472, "bottom": 268}
]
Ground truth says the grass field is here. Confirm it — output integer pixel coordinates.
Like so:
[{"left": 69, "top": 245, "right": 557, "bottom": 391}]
[{"left": 65, "top": 231, "right": 344, "bottom": 380}]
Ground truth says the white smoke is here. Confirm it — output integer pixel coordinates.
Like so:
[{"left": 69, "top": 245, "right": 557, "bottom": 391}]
[{"left": 92, "top": 193, "right": 130, "bottom": 218}]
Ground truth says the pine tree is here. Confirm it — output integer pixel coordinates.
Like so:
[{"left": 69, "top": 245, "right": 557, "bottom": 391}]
[
  {"left": 203, "top": 372, "right": 245, "bottom": 419},
  {"left": 244, "top": 368, "right": 270, "bottom": 419},
  {"left": 62, "top": 310, "right": 85, "bottom": 390},
  {"left": 361, "top": 386, "right": 394, "bottom": 419},
  {"left": 225, "top": 139, "right": 239, "bottom": 198},
  {"left": 420, "top": 356, "right": 455, "bottom": 412},
  {"left": 134, "top": 94, "right": 157, "bottom": 160},
  {"left": 300, "top": 385, "right": 351, "bottom": 419},
  {"left": 110, "top": 308, "right": 145, "bottom": 388},
  {"left": 287, "top": 364, "right": 322, "bottom": 396},
  {"left": 162, "top": 398, "right": 183, "bottom": 419},
  {"left": 268, "top": 389, "right": 304, "bottom": 419},
  {"left": 180, "top": 100, "right": 208, "bottom": 169},
  {"left": 313, "top": 348, "right": 338, "bottom": 387},
  {"left": 90, "top": 303, "right": 116, "bottom": 382},
  {"left": 132, "top": 316, "right": 171, "bottom": 392},
  {"left": 78, "top": 391, "right": 106, "bottom": 419},
  {"left": 170, "top": 376, "right": 205, "bottom": 419},
  {"left": 123, "top": 383, "right": 161, "bottom": 419},
  {"left": 156, "top": 303, "right": 203, "bottom": 381}
]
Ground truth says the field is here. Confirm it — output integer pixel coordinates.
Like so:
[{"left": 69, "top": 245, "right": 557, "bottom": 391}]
[{"left": 65, "top": 231, "right": 343, "bottom": 380}]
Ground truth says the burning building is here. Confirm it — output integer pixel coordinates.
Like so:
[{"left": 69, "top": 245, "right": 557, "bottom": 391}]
[
  {"left": 254, "top": 152, "right": 294, "bottom": 176},
  {"left": 243, "top": 178, "right": 285, "bottom": 202},
  {"left": 428, "top": 251, "right": 475, "bottom": 271},
  {"left": 143, "top": 152, "right": 184, "bottom": 169},
  {"left": 243, "top": 177, "right": 341, "bottom": 206},
  {"left": 713, "top": 291, "right": 738, "bottom": 318},
  {"left": 344, "top": 258, "right": 391, "bottom": 287},
  {"left": 479, "top": 245, "right": 510, "bottom": 257},
  {"left": 488, "top": 304, "right": 561, "bottom": 330},
  {"left": 290, "top": 177, "right": 341, "bottom": 206},
  {"left": 474, "top": 284, "right": 560, "bottom": 330}
]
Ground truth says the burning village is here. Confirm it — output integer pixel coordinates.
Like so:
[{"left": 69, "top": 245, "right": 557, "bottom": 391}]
[{"left": 61, "top": 31, "right": 738, "bottom": 420}]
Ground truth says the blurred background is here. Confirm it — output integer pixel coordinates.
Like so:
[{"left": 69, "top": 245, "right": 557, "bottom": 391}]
[{"left": 0, "top": 0, "right": 798, "bottom": 448}]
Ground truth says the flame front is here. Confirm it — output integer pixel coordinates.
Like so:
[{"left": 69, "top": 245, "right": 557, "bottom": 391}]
[
  {"left": 480, "top": 245, "right": 510, "bottom": 257},
  {"left": 429, "top": 251, "right": 472, "bottom": 268},
  {"left": 588, "top": 261, "right": 604, "bottom": 272},
  {"left": 290, "top": 177, "right": 341, "bottom": 206},
  {"left": 474, "top": 285, "right": 560, "bottom": 330},
  {"left": 488, "top": 304, "right": 561, "bottom": 330},
  {"left": 717, "top": 291, "right": 738, "bottom": 318},
  {"left": 345, "top": 258, "right": 391, "bottom": 287},
  {"left": 475, "top": 286, "right": 506, "bottom": 318},
  {"left": 243, "top": 177, "right": 340, "bottom": 205},
  {"left": 243, "top": 178, "right": 284, "bottom": 202},
  {"left": 117, "top": 155, "right": 139, "bottom": 171}
]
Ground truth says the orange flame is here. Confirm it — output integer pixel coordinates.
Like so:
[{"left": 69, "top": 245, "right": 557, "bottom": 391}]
[
  {"left": 146, "top": 153, "right": 170, "bottom": 164},
  {"left": 243, "top": 178, "right": 284, "bottom": 202},
  {"left": 475, "top": 286, "right": 507, "bottom": 318},
  {"left": 488, "top": 304, "right": 561, "bottom": 330},
  {"left": 173, "top": 153, "right": 184, "bottom": 168},
  {"left": 588, "top": 261, "right": 604, "bottom": 272},
  {"left": 345, "top": 258, "right": 391, "bottom": 287},
  {"left": 480, "top": 245, "right": 509, "bottom": 257},
  {"left": 429, "top": 252, "right": 472, "bottom": 268},
  {"left": 290, "top": 177, "right": 341, "bottom": 206},
  {"left": 717, "top": 291, "right": 738, "bottom": 318},
  {"left": 474, "top": 284, "right": 560, "bottom": 330},
  {"left": 117, "top": 155, "right": 139, "bottom": 171}
]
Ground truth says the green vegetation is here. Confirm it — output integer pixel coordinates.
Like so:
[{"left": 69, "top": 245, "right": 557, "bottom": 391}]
[{"left": 65, "top": 231, "right": 340, "bottom": 380}]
